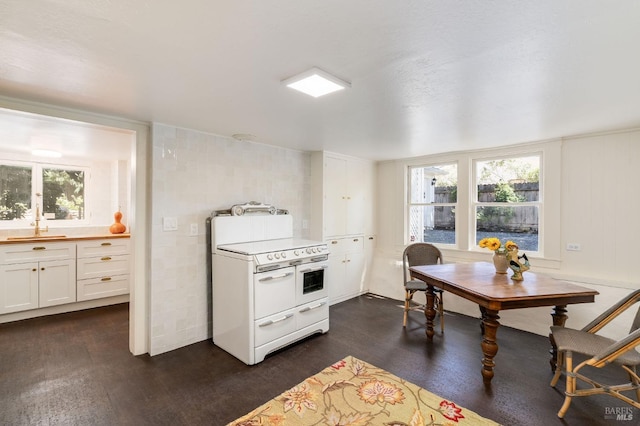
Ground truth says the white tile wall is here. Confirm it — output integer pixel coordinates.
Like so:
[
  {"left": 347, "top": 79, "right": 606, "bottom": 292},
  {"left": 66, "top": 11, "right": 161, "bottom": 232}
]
[{"left": 149, "top": 123, "right": 311, "bottom": 355}]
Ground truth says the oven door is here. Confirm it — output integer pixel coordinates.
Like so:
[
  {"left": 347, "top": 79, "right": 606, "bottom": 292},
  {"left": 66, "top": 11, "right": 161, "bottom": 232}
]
[
  {"left": 254, "top": 266, "right": 296, "bottom": 319},
  {"left": 296, "top": 259, "right": 329, "bottom": 305}
]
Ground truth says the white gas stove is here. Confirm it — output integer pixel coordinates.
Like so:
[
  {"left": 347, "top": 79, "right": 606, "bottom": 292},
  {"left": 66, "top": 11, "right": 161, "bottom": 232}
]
[{"left": 211, "top": 211, "right": 329, "bottom": 365}]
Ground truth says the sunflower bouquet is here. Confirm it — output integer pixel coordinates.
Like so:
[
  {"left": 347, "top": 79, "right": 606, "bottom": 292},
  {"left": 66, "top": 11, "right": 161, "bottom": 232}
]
[{"left": 478, "top": 237, "right": 517, "bottom": 255}]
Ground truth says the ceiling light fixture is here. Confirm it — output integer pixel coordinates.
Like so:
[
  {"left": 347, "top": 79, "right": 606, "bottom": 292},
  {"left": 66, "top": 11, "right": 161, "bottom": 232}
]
[
  {"left": 282, "top": 67, "right": 351, "bottom": 98},
  {"left": 31, "top": 149, "right": 62, "bottom": 158}
]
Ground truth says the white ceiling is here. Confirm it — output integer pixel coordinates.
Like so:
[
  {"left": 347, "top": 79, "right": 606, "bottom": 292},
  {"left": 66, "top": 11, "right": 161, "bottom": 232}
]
[{"left": 1, "top": 1, "right": 639, "bottom": 161}]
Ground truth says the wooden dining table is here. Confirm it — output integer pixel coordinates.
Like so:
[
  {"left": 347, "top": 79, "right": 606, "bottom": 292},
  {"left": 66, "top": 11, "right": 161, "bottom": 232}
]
[{"left": 409, "top": 262, "right": 598, "bottom": 384}]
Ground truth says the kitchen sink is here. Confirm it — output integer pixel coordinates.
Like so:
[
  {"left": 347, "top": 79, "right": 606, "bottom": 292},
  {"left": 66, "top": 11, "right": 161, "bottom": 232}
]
[{"left": 7, "top": 235, "right": 67, "bottom": 240}]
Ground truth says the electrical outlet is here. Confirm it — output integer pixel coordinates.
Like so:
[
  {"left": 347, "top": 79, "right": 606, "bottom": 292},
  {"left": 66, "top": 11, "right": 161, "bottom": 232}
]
[
  {"left": 189, "top": 223, "right": 198, "bottom": 236},
  {"left": 163, "top": 217, "right": 178, "bottom": 231},
  {"left": 566, "top": 243, "right": 581, "bottom": 251}
]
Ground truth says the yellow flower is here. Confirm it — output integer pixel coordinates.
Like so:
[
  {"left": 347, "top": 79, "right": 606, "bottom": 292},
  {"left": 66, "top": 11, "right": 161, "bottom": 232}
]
[
  {"left": 504, "top": 241, "right": 518, "bottom": 251},
  {"left": 486, "top": 238, "right": 501, "bottom": 251},
  {"left": 479, "top": 237, "right": 517, "bottom": 253}
]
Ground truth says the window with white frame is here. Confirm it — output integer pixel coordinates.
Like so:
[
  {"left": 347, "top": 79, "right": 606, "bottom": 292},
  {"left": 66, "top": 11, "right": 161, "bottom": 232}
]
[
  {"left": 473, "top": 154, "right": 540, "bottom": 252},
  {"left": 0, "top": 161, "right": 86, "bottom": 225},
  {"left": 408, "top": 163, "right": 457, "bottom": 245}
]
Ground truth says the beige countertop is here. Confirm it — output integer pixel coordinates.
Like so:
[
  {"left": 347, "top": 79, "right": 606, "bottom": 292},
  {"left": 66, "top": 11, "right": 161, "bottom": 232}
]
[{"left": 0, "top": 233, "right": 131, "bottom": 244}]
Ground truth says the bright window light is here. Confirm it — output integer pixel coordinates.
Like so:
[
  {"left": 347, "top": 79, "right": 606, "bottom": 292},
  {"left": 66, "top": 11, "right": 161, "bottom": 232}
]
[{"left": 282, "top": 67, "right": 350, "bottom": 98}]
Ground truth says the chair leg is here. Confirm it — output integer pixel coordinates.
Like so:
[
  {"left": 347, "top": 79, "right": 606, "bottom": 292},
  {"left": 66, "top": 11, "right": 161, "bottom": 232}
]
[
  {"left": 438, "top": 292, "right": 444, "bottom": 333},
  {"left": 630, "top": 366, "right": 640, "bottom": 403},
  {"left": 557, "top": 351, "right": 574, "bottom": 418},
  {"left": 550, "top": 349, "right": 564, "bottom": 387},
  {"left": 403, "top": 290, "right": 413, "bottom": 327}
]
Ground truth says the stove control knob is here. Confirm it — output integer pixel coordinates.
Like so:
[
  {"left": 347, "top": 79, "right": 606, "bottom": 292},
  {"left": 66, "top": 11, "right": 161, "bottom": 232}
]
[
  {"left": 311, "top": 247, "right": 316, "bottom": 253},
  {"left": 267, "top": 254, "right": 273, "bottom": 260},
  {"left": 294, "top": 250, "right": 299, "bottom": 256},
  {"left": 306, "top": 248, "right": 312, "bottom": 254},
  {"left": 281, "top": 251, "right": 287, "bottom": 258}
]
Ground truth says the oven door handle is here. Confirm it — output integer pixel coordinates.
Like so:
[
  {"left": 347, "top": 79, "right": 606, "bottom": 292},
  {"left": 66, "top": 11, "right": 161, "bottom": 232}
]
[
  {"left": 258, "top": 272, "right": 294, "bottom": 282},
  {"left": 258, "top": 313, "right": 294, "bottom": 327},
  {"left": 298, "top": 265, "right": 328, "bottom": 273},
  {"left": 299, "top": 301, "right": 326, "bottom": 313}
]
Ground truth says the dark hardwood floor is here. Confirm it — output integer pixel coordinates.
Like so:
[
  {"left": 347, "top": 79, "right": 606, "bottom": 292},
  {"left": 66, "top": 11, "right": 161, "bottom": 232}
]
[{"left": 1, "top": 295, "right": 636, "bottom": 425}]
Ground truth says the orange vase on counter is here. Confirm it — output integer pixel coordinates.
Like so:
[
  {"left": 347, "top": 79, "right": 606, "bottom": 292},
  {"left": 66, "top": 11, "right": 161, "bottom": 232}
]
[{"left": 110, "top": 211, "right": 126, "bottom": 234}]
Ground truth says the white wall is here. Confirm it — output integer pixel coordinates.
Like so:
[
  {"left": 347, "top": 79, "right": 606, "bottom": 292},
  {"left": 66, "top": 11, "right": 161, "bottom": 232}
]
[
  {"left": 369, "top": 131, "right": 640, "bottom": 341},
  {"left": 148, "top": 123, "right": 311, "bottom": 355}
]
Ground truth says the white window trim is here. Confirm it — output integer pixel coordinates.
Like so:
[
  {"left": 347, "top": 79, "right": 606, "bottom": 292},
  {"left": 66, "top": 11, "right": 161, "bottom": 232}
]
[
  {"left": 407, "top": 162, "right": 459, "bottom": 247},
  {"left": 402, "top": 140, "right": 562, "bottom": 266},
  {"left": 471, "top": 151, "right": 543, "bottom": 257}
]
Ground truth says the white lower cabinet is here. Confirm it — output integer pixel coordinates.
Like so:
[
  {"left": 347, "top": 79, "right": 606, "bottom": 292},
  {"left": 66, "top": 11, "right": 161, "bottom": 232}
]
[
  {"left": 76, "top": 239, "right": 130, "bottom": 301},
  {"left": 327, "top": 236, "right": 366, "bottom": 304},
  {"left": 0, "top": 238, "right": 130, "bottom": 316},
  {"left": 0, "top": 243, "right": 76, "bottom": 314}
]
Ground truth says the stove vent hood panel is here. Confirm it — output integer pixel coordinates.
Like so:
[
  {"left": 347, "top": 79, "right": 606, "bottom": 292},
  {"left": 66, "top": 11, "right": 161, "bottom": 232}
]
[{"left": 212, "top": 215, "right": 293, "bottom": 246}]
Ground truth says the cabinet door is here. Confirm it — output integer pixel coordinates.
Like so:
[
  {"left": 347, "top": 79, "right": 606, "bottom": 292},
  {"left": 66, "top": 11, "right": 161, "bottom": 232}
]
[
  {"left": 0, "top": 262, "right": 38, "bottom": 314},
  {"left": 345, "top": 160, "right": 366, "bottom": 236},
  {"left": 324, "top": 156, "right": 347, "bottom": 237},
  {"left": 327, "top": 253, "right": 346, "bottom": 303},
  {"left": 345, "top": 249, "right": 365, "bottom": 297},
  {"left": 39, "top": 259, "right": 76, "bottom": 308}
]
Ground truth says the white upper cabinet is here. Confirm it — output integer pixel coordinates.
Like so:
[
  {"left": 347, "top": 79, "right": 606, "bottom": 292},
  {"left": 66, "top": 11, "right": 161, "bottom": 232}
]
[{"left": 311, "top": 152, "right": 376, "bottom": 240}]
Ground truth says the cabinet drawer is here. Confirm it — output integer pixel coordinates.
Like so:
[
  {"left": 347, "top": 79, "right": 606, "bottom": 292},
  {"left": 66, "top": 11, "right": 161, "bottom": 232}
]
[
  {"left": 0, "top": 242, "right": 76, "bottom": 264},
  {"left": 77, "top": 274, "right": 129, "bottom": 301},
  {"left": 254, "top": 308, "right": 297, "bottom": 347},
  {"left": 296, "top": 298, "right": 329, "bottom": 329},
  {"left": 77, "top": 255, "right": 130, "bottom": 280},
  {"left": 77, "top": 239, "right": 130, "bottom": 258},
  {"left": 326, "top": 236, "right": 364, "bottom": 255}
]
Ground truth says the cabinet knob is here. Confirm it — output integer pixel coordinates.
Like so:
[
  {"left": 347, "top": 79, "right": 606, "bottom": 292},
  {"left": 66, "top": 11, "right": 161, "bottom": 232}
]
[
  {"left": 32, "top": 268, "right": 37, "bottom": 272},
  {"left": 331, "top": 241, "right": 338, "bottom": 244},
  {"left": 353, "top": 238, "right": 359, "bottom": 242},
  {"left": 40, "top": 267, "right": 45, "bottom": 271}
]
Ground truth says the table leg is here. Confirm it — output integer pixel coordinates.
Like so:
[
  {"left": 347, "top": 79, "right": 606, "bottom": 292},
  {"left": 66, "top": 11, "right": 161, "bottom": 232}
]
[
  {"left": 481, "top": 309, "right": 500, "bottom": 384},
  {"left": 549, "top": 304, "right": 568, "bottom": 372},
  {"left": 479, "top": 306, "right": 487, "bottom": 335},
  {"left": 424, "top": 285, "right": 437, "bottom": 341}
]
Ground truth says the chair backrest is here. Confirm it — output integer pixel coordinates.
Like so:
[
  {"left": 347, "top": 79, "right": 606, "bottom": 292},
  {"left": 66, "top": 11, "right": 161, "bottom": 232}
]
[{"left": 402, "top": 243, "right": 443, "bottom": 284}]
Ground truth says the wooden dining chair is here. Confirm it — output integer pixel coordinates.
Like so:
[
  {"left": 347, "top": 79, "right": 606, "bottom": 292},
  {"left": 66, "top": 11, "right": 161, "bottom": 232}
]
[
  {"left": 402, "top": 243, "right": 444, "bottom": 331},
  {"left": 550, "top": 289, "right": 640, "bottom": 418}
]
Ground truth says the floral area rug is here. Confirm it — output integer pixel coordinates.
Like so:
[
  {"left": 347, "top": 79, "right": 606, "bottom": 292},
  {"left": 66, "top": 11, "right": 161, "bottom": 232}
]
[{"left": 228, "top": 355, "right": 500, "bottom": 425}]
